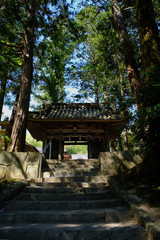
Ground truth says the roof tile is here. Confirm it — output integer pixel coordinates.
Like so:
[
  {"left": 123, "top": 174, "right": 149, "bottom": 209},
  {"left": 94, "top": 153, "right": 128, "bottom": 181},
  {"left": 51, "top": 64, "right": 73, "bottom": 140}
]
[{"left": 28, "top": 103, "right": 126, "bottom": 120}]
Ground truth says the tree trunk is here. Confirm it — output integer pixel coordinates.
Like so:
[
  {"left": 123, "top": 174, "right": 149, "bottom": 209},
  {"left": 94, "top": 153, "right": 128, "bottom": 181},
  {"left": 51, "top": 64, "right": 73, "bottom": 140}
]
[
  {"left": 118, "top": 135, "right": 123, "bottom": 151},
  {"left": 0, "top": 78, "right": 7, "bottom": 121},
  {"left": 111, "top": 0, "right": 142, "bottom": 110},
  {"left": 10, "top": 93, "right": 19, "bottom": 125},
  {"left": 136, "top": 0, "right": 160, "bottom": 71},
  {"left": 7, "top": 5, "right": 35, "bottom": 152},
  {"left": 124, "top": 128, "right": 129, "bottom": 151},
  {"left": 135, "top": 0, "right": 160, "bottom": 106},
  {"left": 94, "top": 76, "right": 99, "bottom": 103},
  {"left": 60, "top": 76, "right": 64, "bottom": 103},
  {"left": 135, "top": 0, "right": 160, "bottom": 172}
]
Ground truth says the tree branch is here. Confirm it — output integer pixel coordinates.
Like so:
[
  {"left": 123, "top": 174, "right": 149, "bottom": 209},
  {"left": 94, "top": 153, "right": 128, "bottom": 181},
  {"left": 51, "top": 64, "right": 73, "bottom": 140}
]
[
  {"left": 23, "top": 0, "right": 30, "bottom": 11},
  {"left": 7, "top": 75, "right": 20, "bottom": 83},
  {"left": 0, "top": 41, "right": 23, "bottom": 49},
  {"left": 91, "top": 2, "right": 108, "bottom": 23},
  {"left": 13, "top": 4, "right": 25, "bottom": 28}
]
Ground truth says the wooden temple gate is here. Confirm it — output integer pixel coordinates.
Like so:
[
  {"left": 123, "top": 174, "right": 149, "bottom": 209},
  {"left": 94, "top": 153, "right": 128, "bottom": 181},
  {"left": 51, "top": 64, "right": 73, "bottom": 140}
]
[{"left": 27, "top": 103, "right": 128, "bottom": 159}]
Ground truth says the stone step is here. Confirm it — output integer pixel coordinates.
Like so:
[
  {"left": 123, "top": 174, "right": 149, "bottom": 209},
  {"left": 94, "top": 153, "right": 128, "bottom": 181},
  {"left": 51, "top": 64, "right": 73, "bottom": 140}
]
[
  {"left": 0, "top": 208, "right": 131, "bottom": 224},
  {"left": 45, "top": 166, "right": 99, "bottom": 171},
  {"left": 25, "top": 186, "right": 109, "bottom": 194},
  {"left": 48, "top": 161, "right": 100, "bottom": 169},
  {"left": 15, "top": 191, "right": 115, "bottom": 201},
  {"left": 0, "top": 222, "right": 147, "bottom": 240},
  {"left": 42, "top": 170, "right": 99, "bottom": 178},
  {"left": 52, "top": 165, "right": 99, "bottom": 171},
  {"left": 40, "top": 175, "right": 108, "bottom": 183},
  {"left": 0, "top": 151, "right": 147, "bottom": 240},
  {"left": 42, "top": 167, "right": 99, "bottom": 174},
  {"left": 46, "top": 159, "right": 99, "bottom": 165},
  {"left": 53, "top": 162, "right": 99, "bottom": 168},
  {"left": 30, "top": 182, "right": 108, "bottom": 188},
  {"left": 50, "top": 166, "right": 99, "bottom": 172},
  {"left": 6, "top": 199, "right": 122, "bottom": 211}
]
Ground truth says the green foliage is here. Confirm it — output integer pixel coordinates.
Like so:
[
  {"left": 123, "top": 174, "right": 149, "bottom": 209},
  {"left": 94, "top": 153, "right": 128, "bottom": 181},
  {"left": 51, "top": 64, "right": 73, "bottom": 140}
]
[
  {"left": 5, "top": 136, "right": 10, "bottom": 147},
  {"left": 67, "top": 4, "right": 133, "bottom": 111},
  {"left": 26, "top": 133, "right": 42, "bottom": 148},
  {"left": 135, "top": 105, "right": 160, "bottom": 150},
  {"left": 64, "top": 145, "right": 87, "bottom": 154},
  {"left": 0, "top": 6, "right": 22, "bottom": 117},
  {"left": 33, "top": 4, "right": 81, "bottom": 105},
  {"left": 135, "top": 64, "right": 160, "bottom": 150}
]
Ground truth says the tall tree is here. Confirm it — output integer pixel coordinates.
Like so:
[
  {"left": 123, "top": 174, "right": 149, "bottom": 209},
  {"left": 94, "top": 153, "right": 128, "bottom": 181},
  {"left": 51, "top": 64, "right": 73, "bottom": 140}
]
[
  {"left": 6, "top": 1, "right": 38, "bottom": 151},
  {"left": 0, "top": 68, "right": 8, "bottom": 121},
  {"left": 135, "top": 0, "right": 160, "bottom": 167},
  {"left": 111, "top": 0, "right": 142, "bottom": 110},
  {"left": 1, "top": 0, "right": 64, "bottom": 151}
]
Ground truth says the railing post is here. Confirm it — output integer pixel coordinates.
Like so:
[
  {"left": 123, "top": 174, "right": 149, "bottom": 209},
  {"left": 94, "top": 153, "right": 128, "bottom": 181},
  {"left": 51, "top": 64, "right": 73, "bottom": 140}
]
[
  {"left": 49, "top": 139, "right": 52, "bottom": 159},
  {"left": 38, "top": 154, "right": 43, "bottom": 182},
  {"left": 38, "top": 139, "right": 52, "bottom": 182}
]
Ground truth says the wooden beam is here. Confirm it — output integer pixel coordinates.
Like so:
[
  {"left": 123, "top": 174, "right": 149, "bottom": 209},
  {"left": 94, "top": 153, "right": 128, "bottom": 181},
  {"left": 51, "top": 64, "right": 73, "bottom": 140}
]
[
  {"left": 64, "top": 142, "right": 88, "bottom": 145},
  {"left": 88, "top": 139, "right": 92, "bottom": 159},
  {"left": 28, "top": 118, "right": 128, "bottom": 123},
  {"left": 45, "top": 129, "right": 104, "bottom": 134}
]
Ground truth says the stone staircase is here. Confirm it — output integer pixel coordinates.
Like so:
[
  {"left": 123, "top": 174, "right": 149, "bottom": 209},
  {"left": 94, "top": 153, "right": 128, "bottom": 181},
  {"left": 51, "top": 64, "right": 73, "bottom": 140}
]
[{"left": 0, "top": 158, "right": 147, "bottom": 240}]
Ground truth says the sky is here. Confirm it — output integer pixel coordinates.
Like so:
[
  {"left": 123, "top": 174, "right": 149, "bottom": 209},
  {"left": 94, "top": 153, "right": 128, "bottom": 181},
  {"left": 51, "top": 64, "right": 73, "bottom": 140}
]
[{"left": 2, "top": 105, "right": 11, "bottom": 119}]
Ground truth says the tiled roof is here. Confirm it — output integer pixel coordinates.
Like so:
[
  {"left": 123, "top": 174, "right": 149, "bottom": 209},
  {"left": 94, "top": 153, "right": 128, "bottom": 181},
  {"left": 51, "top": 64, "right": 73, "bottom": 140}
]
[{"left": 28, "top": 103, "right": 127, "bottom": 121}]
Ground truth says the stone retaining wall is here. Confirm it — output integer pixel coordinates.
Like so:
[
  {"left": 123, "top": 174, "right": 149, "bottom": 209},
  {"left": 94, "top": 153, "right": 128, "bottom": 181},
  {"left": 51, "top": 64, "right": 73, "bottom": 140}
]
[
  {"left": 99, "top": 151, "right": 143, "bottom": 175},
  {"left": 0, "top": 151, "right": 143, "bottom": 181},
  {"left": 0, "top": 152, "right": 40, "bottom": 180}
]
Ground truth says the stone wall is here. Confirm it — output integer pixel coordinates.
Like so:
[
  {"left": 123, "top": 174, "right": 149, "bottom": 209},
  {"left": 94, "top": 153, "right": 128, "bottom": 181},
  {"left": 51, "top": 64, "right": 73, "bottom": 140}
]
[
  {"left": 0, "top": 152, "right": 40, "bottom": 180},
  {"left": 99, "top": 151, "right": 143, "bottom": 176},
  {"left": 0, "top": 130, "right": 6, "bottom": 151}
]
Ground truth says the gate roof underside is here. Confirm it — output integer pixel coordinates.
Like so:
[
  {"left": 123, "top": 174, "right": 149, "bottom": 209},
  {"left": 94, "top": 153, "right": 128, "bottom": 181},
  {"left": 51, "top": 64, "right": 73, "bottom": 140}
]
[{"left": 27, "top": 103, "right": 128, "bottom": 141}]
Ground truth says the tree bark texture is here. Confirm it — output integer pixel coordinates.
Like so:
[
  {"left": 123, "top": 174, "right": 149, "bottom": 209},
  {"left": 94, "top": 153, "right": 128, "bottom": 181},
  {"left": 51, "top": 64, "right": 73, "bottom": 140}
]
[
  {"left": 136, "top": 0, "right": 160, "bottom": 71},
  {"left": 124, "top": 128, "right": 129, "bottom": 151},
  {"left": 111, "top": 0, "right": 142, "bottom": 110},
  {"left": 118, "top": 135, "right": 123, "bottom": 151},
  {"left": 135, "top": 0, "right": 160, "bottom": 107},
  {"left": 94, "top": 76, "right": 99, "bottom": 104},
  {"left": 135, "top": 0, "right": 160, "bottom": 172},
  {"left": 7, "top": 5, "right": 36, "bottom": 152},
  {"left": 0, "top": 78, "right": 7, "bottom": 121}
]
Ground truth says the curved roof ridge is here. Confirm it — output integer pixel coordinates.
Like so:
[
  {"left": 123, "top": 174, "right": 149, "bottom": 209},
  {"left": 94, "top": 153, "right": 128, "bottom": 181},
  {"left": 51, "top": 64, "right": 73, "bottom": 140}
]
[{"left": 28, "top": 102, "right": 128, "bottom": 121}]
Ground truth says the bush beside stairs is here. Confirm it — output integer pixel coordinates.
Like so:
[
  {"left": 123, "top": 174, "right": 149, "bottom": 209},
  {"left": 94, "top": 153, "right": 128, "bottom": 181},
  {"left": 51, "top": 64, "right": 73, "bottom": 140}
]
[{"left": 0, "top": 158, "right": 147, "bottom": 240}]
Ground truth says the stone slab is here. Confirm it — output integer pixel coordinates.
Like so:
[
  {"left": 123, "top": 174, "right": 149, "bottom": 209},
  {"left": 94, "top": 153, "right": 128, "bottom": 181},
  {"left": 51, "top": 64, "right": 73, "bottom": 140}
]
[
  {"left": 6, "top": 199, "right": 122, "bottom": 211},
  {"left": 0, "top": 208, "right": 131, "bottom": 224},
  {"left": 15, "top": 190, "right": 115, "bottom": 201},
  {"left": 99, "top": 151, "right": 143, "bottom": 175},
  {"left": 0, "top": 223, "right": 147, "bottom": 240},
  {"left": 109, "top": 177, "right": 160, "bottom": 240},
  {"left": 0, "top": 152, "right": 40, "bottom": 180}
]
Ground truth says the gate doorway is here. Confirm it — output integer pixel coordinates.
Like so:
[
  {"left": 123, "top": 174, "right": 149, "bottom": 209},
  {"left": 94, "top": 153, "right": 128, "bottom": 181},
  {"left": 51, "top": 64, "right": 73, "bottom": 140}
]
[{"left": 64, "top": 140, "right": 88, "bottom": 159}]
